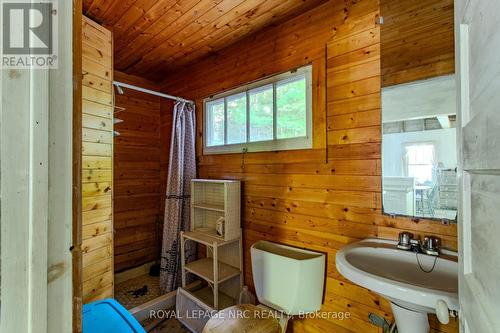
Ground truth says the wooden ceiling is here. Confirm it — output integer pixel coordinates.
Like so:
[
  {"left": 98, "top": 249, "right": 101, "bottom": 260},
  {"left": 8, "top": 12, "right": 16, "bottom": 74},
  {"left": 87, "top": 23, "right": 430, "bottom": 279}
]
[{"left": 83, "top": 0, "right": 329, "bottom": 82}]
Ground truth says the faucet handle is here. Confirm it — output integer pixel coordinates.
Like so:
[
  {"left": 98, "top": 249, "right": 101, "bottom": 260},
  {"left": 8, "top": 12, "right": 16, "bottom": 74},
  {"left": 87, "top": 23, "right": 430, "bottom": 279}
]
[
  {"left": 397, "top": 232, "right": 413, "bottom": 250},
  {"left": 423, "top": 236, "right": 440, "bottom": 256}
]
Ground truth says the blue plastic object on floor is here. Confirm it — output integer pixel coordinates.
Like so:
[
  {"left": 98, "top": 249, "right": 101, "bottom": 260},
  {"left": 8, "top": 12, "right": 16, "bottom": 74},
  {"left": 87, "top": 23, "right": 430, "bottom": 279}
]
[{"left": 83, "top": 298, "right": 146, "bottom": 333}]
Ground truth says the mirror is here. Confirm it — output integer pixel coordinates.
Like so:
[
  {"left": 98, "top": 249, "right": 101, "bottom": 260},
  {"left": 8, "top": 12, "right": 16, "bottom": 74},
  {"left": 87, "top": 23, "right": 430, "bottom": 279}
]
[{"left": 380, "top": 0, "right": 457, "bottom": 221}]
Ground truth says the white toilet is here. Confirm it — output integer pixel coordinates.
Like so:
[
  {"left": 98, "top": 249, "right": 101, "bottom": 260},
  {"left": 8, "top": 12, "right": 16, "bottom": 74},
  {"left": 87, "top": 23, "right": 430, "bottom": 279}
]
[
  {"left": 252, "top": 241, "right": 325, "bottom": 308},
  {"left": 250, "top": 240, "right": 326, "bottom": 331},
  {"left": 203, "top": 240, "right": 326, "bottom": 332},
  {"left": 204, "top": 240, "right": 325, "bottom": 333}
]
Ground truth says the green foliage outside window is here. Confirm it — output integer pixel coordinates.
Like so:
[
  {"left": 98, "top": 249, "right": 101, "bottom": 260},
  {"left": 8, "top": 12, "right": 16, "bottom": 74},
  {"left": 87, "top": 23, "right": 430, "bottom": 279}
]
[{"left": 206, "top": 72, "right": 308, "bottom": 148}]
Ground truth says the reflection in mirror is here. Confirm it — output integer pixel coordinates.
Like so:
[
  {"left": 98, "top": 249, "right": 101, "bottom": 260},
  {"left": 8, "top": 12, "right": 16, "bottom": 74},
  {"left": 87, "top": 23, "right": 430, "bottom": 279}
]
[
  {"left": 382, "top": 76, "right": 457, "bottom": 220},
  {"left": 380, "top": 0, "right": 457, "bottom": 221}
]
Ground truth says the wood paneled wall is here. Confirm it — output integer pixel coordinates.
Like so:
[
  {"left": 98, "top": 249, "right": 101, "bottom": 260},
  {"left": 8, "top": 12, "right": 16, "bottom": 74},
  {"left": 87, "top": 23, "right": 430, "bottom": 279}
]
[
  {"left": 113, "top": 72, "right": 165, "bottom": 272},
  {"left": 380, "top": 0, "right": 454, "bottom": 87},
  {"left": 160, "top": 1, "right": 458, "bottom": 332},
  {"left": 81, "top": 16, "right": 114, "bottom": 303}
]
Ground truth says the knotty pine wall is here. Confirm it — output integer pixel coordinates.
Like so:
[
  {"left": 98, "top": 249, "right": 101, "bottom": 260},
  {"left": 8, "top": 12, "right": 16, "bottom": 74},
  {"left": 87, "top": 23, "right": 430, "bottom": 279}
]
[
  {"left": 160, "top": 1, "right": 458, "bottom": 332},
  {"left": 113, "top": 71, "right": 171, "bottom": 272},
  {"left": 381, "top": 0, "right": 454, "bottom": 87},
  {"left": 81, "top": 16, "right": 114, "bottom": 303},
  {"left": 113, "top": 74, "right": 160, "bottom": 272}
]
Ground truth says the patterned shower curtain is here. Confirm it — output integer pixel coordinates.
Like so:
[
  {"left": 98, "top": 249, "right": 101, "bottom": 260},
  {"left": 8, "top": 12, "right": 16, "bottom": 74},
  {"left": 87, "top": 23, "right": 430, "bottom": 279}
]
[{"left": 159, "top": 101, "right": 197, "bottom": 293}]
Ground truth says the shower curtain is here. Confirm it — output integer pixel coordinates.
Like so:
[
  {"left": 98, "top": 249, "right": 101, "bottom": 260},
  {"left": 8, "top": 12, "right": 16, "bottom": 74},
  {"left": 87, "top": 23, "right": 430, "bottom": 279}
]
[{"left": 159, "top": 101, "right": 197, "bottom": 293}]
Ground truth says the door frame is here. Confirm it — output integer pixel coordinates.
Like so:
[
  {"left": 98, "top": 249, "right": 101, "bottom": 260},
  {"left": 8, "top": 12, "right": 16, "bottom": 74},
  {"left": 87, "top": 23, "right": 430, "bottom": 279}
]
[
  {"left": 73, "top": 0, "right": 83, "bottom": 332},
  {"left": 0, "top": 0, "right": 76, "bottom": 331},
  {"left": 456, "top": 18, "right": 500, "bottom": 333}
]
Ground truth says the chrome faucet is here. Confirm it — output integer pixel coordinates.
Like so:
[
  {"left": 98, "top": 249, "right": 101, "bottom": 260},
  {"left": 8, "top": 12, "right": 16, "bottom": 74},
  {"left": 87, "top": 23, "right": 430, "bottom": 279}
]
[
  {"left": 397, "top": 232, "right": 440, "bottom": 256},
  {"left": 422, "top": 236, "right": 440, "bottom": 256},
  {"left": 397, "top": 232, "right": 413, "bottom": 250}
]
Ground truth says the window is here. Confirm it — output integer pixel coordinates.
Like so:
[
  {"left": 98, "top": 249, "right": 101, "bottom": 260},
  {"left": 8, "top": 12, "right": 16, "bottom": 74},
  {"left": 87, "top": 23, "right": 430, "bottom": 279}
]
[
  {"left": 404, "top": 143, "right": 435, "bottom": 184},
  {"left": 204, "top": 65, "right": 312, "bottom": 154}
]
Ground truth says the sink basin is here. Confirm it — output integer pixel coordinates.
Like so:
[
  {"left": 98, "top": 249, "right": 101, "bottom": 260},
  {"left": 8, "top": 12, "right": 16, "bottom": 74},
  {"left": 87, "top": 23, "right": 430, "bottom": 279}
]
[{"left": 336, "top": 238, "right": 458, "bottom": 333}]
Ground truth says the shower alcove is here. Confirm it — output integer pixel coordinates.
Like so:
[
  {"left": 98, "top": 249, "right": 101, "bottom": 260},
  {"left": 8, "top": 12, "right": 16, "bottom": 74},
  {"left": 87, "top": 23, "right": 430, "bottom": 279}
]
[{"left": 81, "top": 15, "right": 186, "bottom": 321}]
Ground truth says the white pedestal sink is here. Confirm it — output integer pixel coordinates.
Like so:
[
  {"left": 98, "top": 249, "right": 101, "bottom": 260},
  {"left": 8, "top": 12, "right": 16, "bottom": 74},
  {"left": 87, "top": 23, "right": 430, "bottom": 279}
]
[{"left": 336, "top": 238, "right": 458, "bottom": 333}]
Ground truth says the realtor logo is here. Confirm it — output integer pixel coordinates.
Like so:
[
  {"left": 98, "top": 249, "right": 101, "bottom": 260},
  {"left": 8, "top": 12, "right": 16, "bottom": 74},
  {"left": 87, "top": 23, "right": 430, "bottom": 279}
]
[{"left": 1, "top": 0, "right": 58, "bottom": 68}]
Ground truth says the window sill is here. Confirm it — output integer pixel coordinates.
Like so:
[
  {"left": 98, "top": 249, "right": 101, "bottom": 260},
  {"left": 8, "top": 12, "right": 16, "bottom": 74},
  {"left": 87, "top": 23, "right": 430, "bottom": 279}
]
[{"left": 203, "top": 137, "right": 312, "bottom": 155}]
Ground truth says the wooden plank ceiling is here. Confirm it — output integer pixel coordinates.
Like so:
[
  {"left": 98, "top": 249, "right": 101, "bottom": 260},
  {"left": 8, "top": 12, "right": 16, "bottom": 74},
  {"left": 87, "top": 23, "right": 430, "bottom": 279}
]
[{"left": 83, "top": 0, "right": 329, "bottom": 82}]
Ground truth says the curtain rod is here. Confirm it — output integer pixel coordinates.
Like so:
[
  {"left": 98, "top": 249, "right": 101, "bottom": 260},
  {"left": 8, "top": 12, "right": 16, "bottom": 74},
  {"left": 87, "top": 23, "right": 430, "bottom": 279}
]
[{"left": 113, "top": 81, "right": 194, "bottom": 104}]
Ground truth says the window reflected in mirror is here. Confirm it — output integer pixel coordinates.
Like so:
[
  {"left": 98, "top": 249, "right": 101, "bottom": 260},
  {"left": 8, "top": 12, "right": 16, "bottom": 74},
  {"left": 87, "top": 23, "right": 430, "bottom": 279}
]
[{"left": 380, "top": 0, "right": 456, "bottom": 222}]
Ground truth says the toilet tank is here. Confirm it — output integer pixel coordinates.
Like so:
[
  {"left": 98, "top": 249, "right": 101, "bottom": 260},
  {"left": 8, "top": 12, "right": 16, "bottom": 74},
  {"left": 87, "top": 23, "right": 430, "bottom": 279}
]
[{"left": 251, "top": 241, "right": 325, "bottom": 315}]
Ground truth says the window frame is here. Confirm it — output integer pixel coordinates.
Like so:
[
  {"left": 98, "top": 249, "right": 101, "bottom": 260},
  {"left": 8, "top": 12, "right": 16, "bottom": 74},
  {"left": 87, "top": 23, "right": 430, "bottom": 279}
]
[
  {"left": 403, "top": 142, "right": 436, "bottom": 184},
  {"left": 203, "top": 65, "right": 313, "bottom": 154}
]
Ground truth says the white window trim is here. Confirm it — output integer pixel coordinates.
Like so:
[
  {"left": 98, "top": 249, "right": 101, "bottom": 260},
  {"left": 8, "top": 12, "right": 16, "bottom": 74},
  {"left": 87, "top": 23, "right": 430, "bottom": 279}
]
[
  {"left": 203, "top": 65, "right": 313, "bottom": 155},
  {"left": 402, "top": 141, "right": 437, "bottom": 181}
]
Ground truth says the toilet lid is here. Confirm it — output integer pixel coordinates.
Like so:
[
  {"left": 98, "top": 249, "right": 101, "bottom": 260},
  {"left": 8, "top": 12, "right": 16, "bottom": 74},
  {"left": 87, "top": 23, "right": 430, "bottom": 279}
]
[{"left": 203, "top": 304, "right": 280, "bottom": 333}]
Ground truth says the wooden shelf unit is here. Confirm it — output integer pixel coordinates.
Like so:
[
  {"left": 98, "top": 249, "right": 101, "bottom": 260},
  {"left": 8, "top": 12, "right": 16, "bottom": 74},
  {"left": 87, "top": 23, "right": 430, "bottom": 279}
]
[
  {"left": 189, "top": 286, "right": 236, "bottom": 310},
  {"left": 180, "top": 230, "right": 243, "bottom": 310},
  {"left": 191, "top": 179, "right": 241, "bottom": 241},
  {"left": 193, "top": 203, "right": 225, "bottom": 212},
  {"left": 184, "top": 258, "right": 240, "bottom": 284}
]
